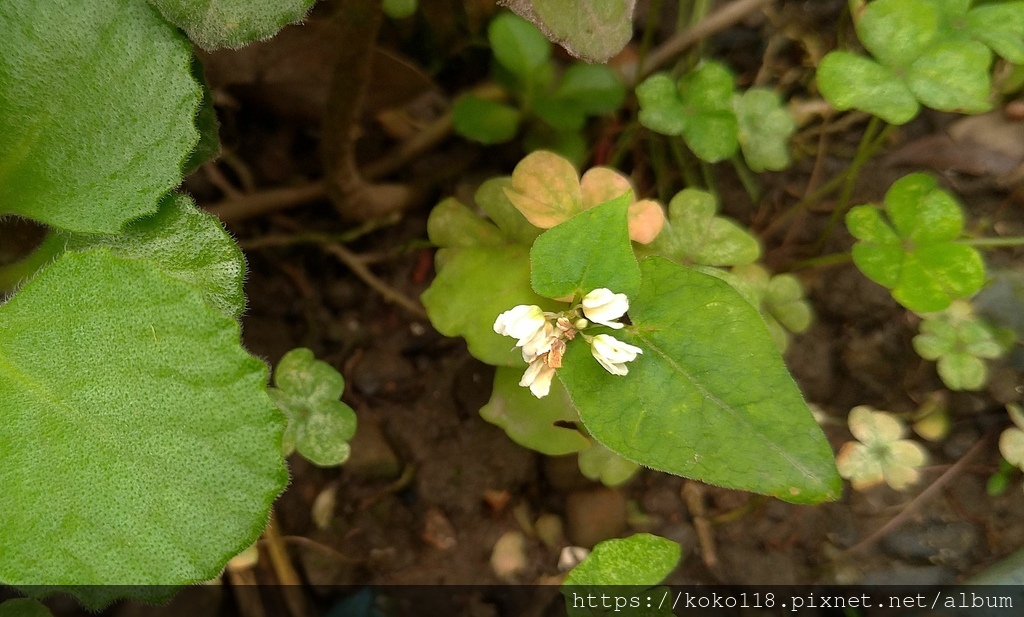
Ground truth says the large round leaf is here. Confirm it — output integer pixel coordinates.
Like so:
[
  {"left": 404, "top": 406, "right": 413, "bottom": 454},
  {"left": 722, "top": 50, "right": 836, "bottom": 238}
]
[
  {"left": 0, "top": 250, "right": 287, "bottom": 607},
  {"left": 0, "top": 0, "right": 201, "bottom": 233}
]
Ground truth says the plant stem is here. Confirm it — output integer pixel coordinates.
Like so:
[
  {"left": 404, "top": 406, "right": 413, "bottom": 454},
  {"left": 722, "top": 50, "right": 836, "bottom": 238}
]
[
  {"left": 821, "top": 116, "right": 888, "bottom": 238},
  {"left": 636, "top": 0, "right": 664, "bottom": 74},
  {"left": 731, "top": 154, "right": 760, "bottom": 202},
  {"left": 669, "top": 137, "right": 701, "bottom": 188},
  {"left": 0, "top": 233, "right": 64, "bottom": 292},
  {"left": 959, "top": 236, "right": 1024, "bottom": 248},
  {"left": 786, "top": 252, "right": 852, "bottom": 271}
]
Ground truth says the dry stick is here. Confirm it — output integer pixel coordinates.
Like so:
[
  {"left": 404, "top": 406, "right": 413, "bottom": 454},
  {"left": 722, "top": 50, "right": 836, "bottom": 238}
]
[
  {"left": 263, "top": 512, "right": 311, "bottom": 617},
  {"left": 321, "top": 242, "right": 428, "bottom": 319},
  {"left": 845, "top": 432, "right": 993, "bottom": 555},
  {"left": 638, "top": 0, "right": 776, "bottom": 81},
  {"left": 682, "top": 481, "right": 720, "bottom": 572}
]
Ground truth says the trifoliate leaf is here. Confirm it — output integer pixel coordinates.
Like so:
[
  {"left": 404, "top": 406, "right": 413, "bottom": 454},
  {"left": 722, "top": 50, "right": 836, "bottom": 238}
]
[
  {"left": 733, "top": 89, "right": 795, "bottom": 172},
  {"left": 480, "top": 366, "right": 588, "bottom": 455},
  {"left": 268, "top": 348, "right": 356, "bottom": 467},
  {"left": 967, "top": 2, "right": 1024, "bottom": 64},
  {"left": 648, "top": 189, "right": 760, "bottom": 267},
  {"left": 636, "top": 73, "right": 689, "bottom": 136},
  {"left": 0, "top": 250, "right": 287, "bottom": 608},
  {"left": 816, "top": 51, "right": 919, "bottom": 124},
  {"left": 846, "top": 173, "right": 984, "bottom": 312},
  {"left": 836, "top": 406, "right": 928, "bottom": 491},
  {"left": 730, "top": 264, "right": 812, "bottom": 353},
  {"left": 147, "top": 0, "right": 317, "bottom": 50},
  {"left": 912, "top": 300, "right": 1008, "bottom": 391},
  {"left": 0, "top": 0, "right": 201, "bottom": 233}
]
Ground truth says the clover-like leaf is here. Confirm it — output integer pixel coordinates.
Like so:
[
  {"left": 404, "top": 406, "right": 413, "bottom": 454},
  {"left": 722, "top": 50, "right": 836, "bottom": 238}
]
[
  {"left": 61, "top": 194, "right": 246, "bottom": 318},
  {"left": 147, "top": 0, "right": 316, "bottom": 50},
  {"left": 816, "top": 51, "right": 920, "bottom": 125},
  {"left": 0, "top": 0, "right": 201, "bottom": 234},
  {"left": 967, "top": 2, "right": 1024, "bottom": 64},
  {"left": 268, "top": 348, "right": 356, "bottom": 467},
  {"left": 531, "top": 194, "right": 641, "bottom": 299},
  {"left": 577, "top": 441, "right": 640, "bottom": 487},
  {"left": 836, "top": 406, "right": 928, "bottom": 491},
  {"left": 0, "top": 250, "right": 287, "bottom": 608},
  {"left": 505, "top": 151, "right": 584, "bottom": 228},
  {"left": 733, "top": 89, "right": 795, "bottom": 172},
  {"left": 427, "top": 198, "right": 507, "bottom": 249},
  {"left": 452, "top": 96, "right": 522, "bottom": 145},
  {"left": 912, "top": 300, "right": 1009, "bottom": 391},
  {"left": 579, "top": 168, "right": 665, "bottom": 244},
  {"left": 489, "top": 11, "right": 552, "bottom": 79},
  {"left": 846, "top": 173, "right": 985, "bottom": 312},
  {"left": 559, "top": 258, "right": 841, "bottom": 504},
  {"left": 563, "top": 533, "right": 680, "bottom": 587},
  {"left": 648, "top": 189, "right": 760, "bottom": 267},
  {"left": 502, "top": 0, "right": 635, "bottom": 63},
  {"left": 730, "top": 264, "right": 812, "bottom": 353},
  {"left": 422, "top": 245, "right": 562, "bottom": 366},
  {"left": 480, "top": 366, "right": 588, "bottom": 455}
]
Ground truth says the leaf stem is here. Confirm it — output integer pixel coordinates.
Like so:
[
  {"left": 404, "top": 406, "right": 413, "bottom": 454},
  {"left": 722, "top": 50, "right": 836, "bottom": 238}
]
[
  {"left": 819, "top": 116, "right": 891, "bottom": 244},
  {"left": 669, "top": 137, "right": 702, "bottom": 188},
  {"left": 958, "top": 236, "right": 1024, "bottom": 248},
  {"left": 0, "top": 233, "right": 64, "bottom": 293},
  {"left": 730, "top": 154, "right": 761, "bottom": 202},
  {"left": 786, "top": 252, "right": 852, "bottom": 271}
]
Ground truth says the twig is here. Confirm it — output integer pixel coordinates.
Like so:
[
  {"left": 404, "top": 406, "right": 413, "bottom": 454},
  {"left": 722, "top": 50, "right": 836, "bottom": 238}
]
[
  {"left": 263, "top": 512, "right": 311, "bottom": 617},
  {"left": 682, "top": 481, "right": 720, "bottom": 572},
  {"left": 845, "top": 432, "right": 993, "bottom": 555},
  {"left": 209, "top": 181, "right": 327, "bottom": 224},
  {"left": 638, "top": 0, "right": 776, "bottom": 81},
  {"left": 237, "top": 215, "right": 401, "bottom": 250},
  {"left": 321, "top": 243, "right": 428, "bottom": 319}
]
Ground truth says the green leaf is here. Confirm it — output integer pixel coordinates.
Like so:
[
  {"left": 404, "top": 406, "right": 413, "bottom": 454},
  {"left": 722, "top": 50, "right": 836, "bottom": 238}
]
[
  {"left": 383, "top": 0, "right": 418, "bottom": 19},
  {"left": 480, "top": 367, "right": 588, "bottom": 455},
  {"left": 147, "top": 0, "right": 316, "bottom": 50},
  {"left": 967, "top": 2, "right": 1024, "bottom": 63},
  {"left": 183, "top": 57, "right": 222, "bottom": 175},
  {"left": 846, "top": 173, "right": 985, "bottom": 312},
  {"left": 553, "top": 64, "right": 627, "bottom": 116},
  {"left": 913, "top": 301, "right": 1008, "bottom": 391},
  {"left": 730, "top": 264, "right": 813, "bottom": 353},
  {"left": 577, "top": 441, "right": 640, "bottom": 486},
  {"left": 61, "top": 194, "right": 246, "bottom": 318},
  {"left": 636, "top": 73, "right": 688, "bottom": 136},
  {"left": 648, "top": 189, "right": 760, "bottom": 267},
  {"left": 906, "top": 39, "right": 993, "bottom": 114},
  {"left": 534, "top": 94, "right": 588, "bottom": 132},
  {"left": 530, "top": 194, "right": 641, "bottom": 299},
  {"left": 474, "top": 178, "right": 544, "bottom": 246},
  {"left": 563, "top": 533, "right": 680, "bottom": 586},
  {"left": 675, "top": 62, "right": 739, "bottom": 162},
  {"left": 506, "top": 0, "right": 635, "bottom": 63},
  {"left": 856, "top": 0, "right": 940, "bottom": 67},
  {"left": 452, "top": 96, "right": 521, "bottom": 145},
  {"left": 559, "top": 258, "right": 841, "bottom": 504},
  {"left": 817, "top": 51, "right": 919, "bottom": 124},
  {"left": 427, "top": 198, "right": 507, "bottom": 249},
  {"left": 0, "top": 0, "right": 201, "bottom": 233},
  {"left": 0, "top": 250, "right": 286, "bottom": 607},
  {"left": 488, "top": 12, "right": 551, "bottom": 78},
  {"left": 733, "top": 89, "right": 795, "bottom": 172},
  {"left": 0, "top": 599, "right": 52, "bottom": 617},
  {"left": 421, "top": 245, "right": 561, "bottom": 366},
  {"left": 268, "top": 348, "right": 357, "bottom": 467}
]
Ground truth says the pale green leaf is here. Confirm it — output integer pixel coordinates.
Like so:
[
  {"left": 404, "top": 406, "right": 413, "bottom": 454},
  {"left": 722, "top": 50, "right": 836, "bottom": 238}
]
[
  {"left": 0, "top": 250, "right": 286, "bottom": 608},
  {"left": 474, "top": 177, "right": 544, "bottom": 246},
  {"left": 649, "top": 189, "right": 760, "bottom": 267},
  {"left": 506, "top": 0, "right": 635, "bottom": 63},
  {"left": 147, "top": 0, "right": 316, "bottom": 50},
  {"left": 480, "top": 367, "right": 588, "bottom": 455},
  {"left": 856, "top": 0, "right": 940, "bottom": 67},
  {"left": 0, "top": 0, "right": 201, "bottom": 233},
  {"left": 906, "top": 39, "right": 993, "bottom": 114},
  {"left": 530, "top": 194, "right": 641, "bottom": 299},
  {"left": 733, "top": 89, "right": 795, "bottom": 172},
  {"left": 577, "top": 441, "right": 640, "bottom": 487},
  {"left": 817, "top": 51, "right": 919, "bottom": 125},
  {"left": 489, "top": 11, "right": 551, "bottom": 78},
  {"left": 636, "top": 73, "right": 687, "bottom": 136},
  {"left": 559, "top": 258, "right": 841, "bottom": 504},
  {"left": 426, "top": 198, "right": 507, "bottom": 249},
  {"left": 967, "top": 2, "right": 1024, "bottom": 63},
  {"left": 553, "top": 64, "right": 627, "bottom": 116},
  {"left": 268, "top": 348, "right": 356, "bottom": 467}
]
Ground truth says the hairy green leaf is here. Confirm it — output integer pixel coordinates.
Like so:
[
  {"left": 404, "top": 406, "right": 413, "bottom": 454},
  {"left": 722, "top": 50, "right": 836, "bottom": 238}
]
[
  {"left": 0, "top": 0, "right": 201, "bottom": 233},
  {"left": 559, "top": 258, "right": 841, "bottom": 504},
  {"left": 564, "top": 533, "right": 680, "bottom": 586},
  {"left": 268, "top": 348, "right": 356, "bottom": 467},
  {"left": 0, "top": 250, "right": 286, "bottom": 608},
  {"left": 502, "top": 0, "right": 635, "bottom": 62},
  {"left": 147, "top": 0, "right": 316, "bottom": 49},
  {"left": 0, "top": 599, "right": 52, "bottom": 617}
]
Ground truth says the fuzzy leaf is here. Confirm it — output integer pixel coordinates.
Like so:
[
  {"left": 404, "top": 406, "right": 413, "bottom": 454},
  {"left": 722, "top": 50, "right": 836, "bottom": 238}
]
[
  {"left": 502, "top": 0, "right": 635, "bottom": 63},
  {"left": 0, "top": 0, "right": 201, "bottom": 233},
  {"left": 559, "top": 258, "right": 841, "bottom": 504},
  {"left": 147, "top": 0, "right": 317, "bottom": 50},
  {"left": 0, "top": 250, "right": 286, "bottom": 608},
  {"left": 563, "top": 533, "right": 680, "bottom": 587},
  {"left": 0, "top": 599, "right": 51, "bottom": 617},
  {"left": 268, "top": 348, "right": 356, "bottom": 467}
]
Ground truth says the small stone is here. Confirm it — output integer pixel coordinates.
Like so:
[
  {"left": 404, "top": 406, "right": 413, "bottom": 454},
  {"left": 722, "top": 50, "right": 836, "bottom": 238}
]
[
  {"left": 490, "top": 531, "right": 528, "bottom": 581},
  {"left": 558, "top": 546, "right": 589, "bottom": 572},
  {"left": 483, "top": 489, "right": 511, "bottom": 514},
  {"left": 311, "top": 484, "right": 337, "bottom": 530},
  {"left": 344, "top": 416, "right": 401, "bottom": 480},
  {"left": 422, "top": 507, "right": 457, "bottom": 551},
  {"left": 535, "top": 513, "right": 565, "bottom": 550},
  {"left": 565, "top": 488, "right": 627, "bottom": 548}
]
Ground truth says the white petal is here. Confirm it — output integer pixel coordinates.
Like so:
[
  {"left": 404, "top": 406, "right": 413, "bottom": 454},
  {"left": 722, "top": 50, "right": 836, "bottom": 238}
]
[
  {"left": 581, "top": 289, "right": 629, "bottom": 328},
  {"left": 521, "top": 323, "right": 555, "bottom": 362},
  {"left": 519, "top": 358, "right": 555, "bottom": 398},
  {"left": 494, "top": 305, "right": 546, "bottom": 341},
  {"left": 590, "top": 334, "right": 643, "bottom": 363}
]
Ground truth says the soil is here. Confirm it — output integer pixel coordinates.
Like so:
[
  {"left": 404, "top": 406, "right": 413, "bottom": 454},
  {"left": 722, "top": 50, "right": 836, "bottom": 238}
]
[{"left": 8, "top": 0, "right": 1024, "bottom": 615}]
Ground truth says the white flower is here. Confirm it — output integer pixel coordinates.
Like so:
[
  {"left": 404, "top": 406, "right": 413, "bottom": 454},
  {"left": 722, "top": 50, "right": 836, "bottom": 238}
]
[
  {"left": 494, "top": 305, "right": 547, "bottom": 345},
  {"left": 581, "top": 288, "right": 629, "bottom": 329},
  {"left": 520, "top": 320, "right": 556, "bottom": 363},
  {"left": 589, "top": 334, "right": 643, "bottom": 376},
  {"left": 520, "top": 357, "right": 556, "bottom": 398}
]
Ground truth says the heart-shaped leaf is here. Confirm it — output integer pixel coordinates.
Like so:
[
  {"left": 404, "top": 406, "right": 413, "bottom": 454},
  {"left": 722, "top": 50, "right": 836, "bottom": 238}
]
[
  {"left": 647, "top": 189, "right": 760, "bottom": 267},
  {"left": 913, "top": 300, "right": 1009, "bottom": 391},
  {"left": 505, "top": 151, "right": 583, "bottom": 229},
  {"left": 268, "top": 348, "right": 356, "bottom": 467},
  {"left": 559, "top": 258, "right": 841, "bottom": 504},
  {"left": 0, "top": 250, "right": 286, "bottom": 608},
  {"left": 733, "top": 89, "right": 795, "bottom": 172},
  {"left": 0, "top": 0, "right": 201, "bottom": 233}
]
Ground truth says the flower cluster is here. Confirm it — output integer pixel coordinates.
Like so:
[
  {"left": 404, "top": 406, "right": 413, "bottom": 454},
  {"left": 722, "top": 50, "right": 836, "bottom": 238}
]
[{"left": 493, "top": 288, "right": 643, "bottom": 398}]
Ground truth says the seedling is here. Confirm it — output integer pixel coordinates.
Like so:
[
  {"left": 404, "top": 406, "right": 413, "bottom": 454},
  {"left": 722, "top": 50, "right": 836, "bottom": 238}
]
[
  {"left": 912, "top": 300, "right": 1012, "bottom": 391},
  {"left": 836, "top": 406, "right": 929, "bottom": 491}
]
